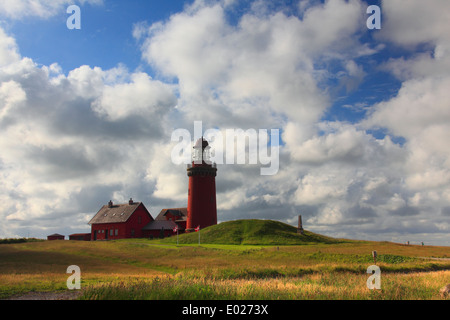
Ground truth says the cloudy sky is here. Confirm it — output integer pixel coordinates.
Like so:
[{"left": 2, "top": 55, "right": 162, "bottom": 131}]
[{"left": 0, "top": 0, "right": 449, "bottom": 246}]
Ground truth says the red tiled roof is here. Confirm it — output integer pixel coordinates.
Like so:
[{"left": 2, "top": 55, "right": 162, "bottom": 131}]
[{"left": 155, "top": 208, "right": 187, "bottom": 221}]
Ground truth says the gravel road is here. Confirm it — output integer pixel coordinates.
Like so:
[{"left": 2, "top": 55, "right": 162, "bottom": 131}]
[{"left": 4, "top": 290, "right": 83, "bottom": 300}]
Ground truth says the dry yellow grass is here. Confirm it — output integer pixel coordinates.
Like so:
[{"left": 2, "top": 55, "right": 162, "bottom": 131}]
[
  {"left": 78, "top": 270, "right": 450, "bottom": 300},
  {"left": 1, "top": 239, "right": 450, "bottom": 299}
]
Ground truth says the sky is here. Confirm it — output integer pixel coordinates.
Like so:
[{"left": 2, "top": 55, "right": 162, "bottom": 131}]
[{"left": 0, "top": 0, "right": 449, "bottom": 246}]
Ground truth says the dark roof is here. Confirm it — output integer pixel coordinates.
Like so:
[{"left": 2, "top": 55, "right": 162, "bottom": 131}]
[
  {"left": 142, "top": 220, "right": 177, "bottom": 230},
  {"left": 47, "top": 233, "right": 64, "bottom": 237},
  {"left": 155, "top": 208, "right": 187, "bottom": 221},
  {"left": 69, "top": 233, "right": 91, "bottom": 237},
  {"left": 88, "top": 201, "right": 146, "bottom": 225}
]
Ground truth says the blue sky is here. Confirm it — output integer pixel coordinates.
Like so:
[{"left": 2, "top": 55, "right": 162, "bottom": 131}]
[
  {"left": 6, "top": 1, "right": 189, "bottom": 72},
  {"left": 1, "top": 0, "right": 449, "bottom": 246}
]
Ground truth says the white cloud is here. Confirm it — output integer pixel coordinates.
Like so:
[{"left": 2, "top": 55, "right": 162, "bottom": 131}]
[
  {"left": 365, "top": 77, "right": 450, "bottom": 138},
  {"left": 308, "top": 203, "right": 344, "bottom": 225},
  {"left": 364, "top": 2, "right": 450, "bottom": 210},
  {"left": 379, "top": 0, "right": 450, "bottom": 48},
  {"left": 92, "top": 72, "right": 177, "bottom": 121},
  {"left": 145, "top": 143, "right": 188, "bottom": 201},
  {"left": 0, "top": 27, "right": 20, "bottom": 66},
  {"left": 137, "top": 0, "right": 366, "bottom": 127},
  {"left": 294, "top": 172, "right": 347, "bottom": 206},
  {"left": 1, "top": 1, "right": 449, "bottom": 245},
  {"left": 357, "top": 0, "right": 450, "bottom": 240},
  {"left": 287, "top": 123, "right": 369, "bottom": 165},
  {"left": 0, "top": 26, "right": 178, "bottom": 237},
  {"left": 0, "top": 80, "right": 26, "bottom": 120}
]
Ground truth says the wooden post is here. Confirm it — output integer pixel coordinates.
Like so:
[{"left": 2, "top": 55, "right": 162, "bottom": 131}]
[{"left": 195, "top": 225, "right": 200, "bottom": 245}]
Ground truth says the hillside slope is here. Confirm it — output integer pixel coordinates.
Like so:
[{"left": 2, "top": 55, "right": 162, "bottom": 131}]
[{"left": 162, "top": 219, "right": 344, "bottom": 245}]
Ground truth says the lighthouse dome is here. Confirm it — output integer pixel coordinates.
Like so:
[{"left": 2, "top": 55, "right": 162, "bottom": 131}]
[{"left": 194, "top": 137, "right": 209, "bottom": 149}]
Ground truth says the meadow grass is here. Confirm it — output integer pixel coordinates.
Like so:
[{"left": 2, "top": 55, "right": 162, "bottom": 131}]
[
  {"left": 79, "top": 270, "right": 450, "bottom": 300},
  {"left": 1, "top": 235, "right": 450, "bottom": 300}
]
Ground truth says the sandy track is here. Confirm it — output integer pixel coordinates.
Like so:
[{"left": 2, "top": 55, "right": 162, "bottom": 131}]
[{"left": 5, "top": 290, "right": 83, "bottom": 300}]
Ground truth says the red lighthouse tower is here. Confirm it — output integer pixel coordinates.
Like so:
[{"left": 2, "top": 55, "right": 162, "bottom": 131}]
[{"left": 186, "top": 137, "right": 217, "bottom": 232}]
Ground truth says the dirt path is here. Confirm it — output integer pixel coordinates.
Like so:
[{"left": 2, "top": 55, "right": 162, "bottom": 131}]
[
  {"left": 419, "top": 257, "right": 450, "bottom": 261},
  {"left": 5, "top": 290, "right": 83, "bottom": 300}
]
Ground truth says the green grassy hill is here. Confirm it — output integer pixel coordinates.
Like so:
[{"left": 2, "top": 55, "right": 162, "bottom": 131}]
[{"left": 162, "top": 219, "right": 344, "bottom": 245}]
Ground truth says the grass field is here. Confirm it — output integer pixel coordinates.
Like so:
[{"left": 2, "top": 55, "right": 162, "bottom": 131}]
[{"left": 1, "top": 220, "right": 450, "bottom": 300}]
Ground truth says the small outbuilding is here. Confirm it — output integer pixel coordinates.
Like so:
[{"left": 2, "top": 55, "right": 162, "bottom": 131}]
[
  {"left": 69, "top": 233, "right": 91, "bottom": 241},
  {"left": 142, "top": 220, "right": 177, "bottom": 238},
  {"left": 142, "top": 208, "right": 187, "bottom": 238},
  {"left": 47, "top": 233, "right": 65, "bottom": 241}
]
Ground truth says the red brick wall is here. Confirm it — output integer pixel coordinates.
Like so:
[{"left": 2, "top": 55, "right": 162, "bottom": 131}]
[
  {"left": 91, "top": 203, "right": 153, "bottom": 240},
  {"left": 187, "top": 164, "right": 217, "bottom": 231}
]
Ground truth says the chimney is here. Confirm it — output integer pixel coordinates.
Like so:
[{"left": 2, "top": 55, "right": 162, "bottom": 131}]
[
  {"left": 129, "top": 198, "right": 134, "bottom": 205},
  {"left": 297, "top": 215, "right": 304, "bottom": 234},
  {"left": 108, "top": 200, "right": 113, "bottom": 208}
]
